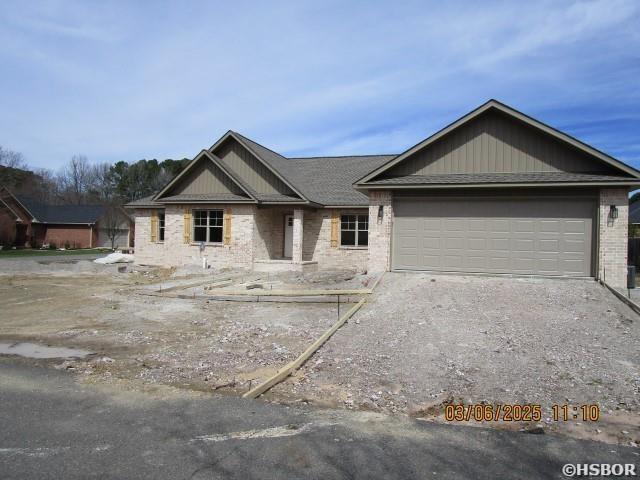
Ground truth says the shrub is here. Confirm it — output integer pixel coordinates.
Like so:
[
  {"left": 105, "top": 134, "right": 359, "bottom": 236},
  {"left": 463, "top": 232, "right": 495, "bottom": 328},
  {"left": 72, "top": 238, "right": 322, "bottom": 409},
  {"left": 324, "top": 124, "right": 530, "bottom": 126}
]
[
  {"left": 49, "top": 242, "right": 57, "bottom": 250},
  {"left": 64, "top": 241, "right": 71, "bottom": 249}
]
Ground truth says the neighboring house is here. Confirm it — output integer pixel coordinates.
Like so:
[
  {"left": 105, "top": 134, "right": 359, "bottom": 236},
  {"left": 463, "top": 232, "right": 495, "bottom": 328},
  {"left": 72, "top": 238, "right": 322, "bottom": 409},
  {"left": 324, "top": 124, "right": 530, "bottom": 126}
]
[
  {"left": 126, "top": 100, "right": 640, "bottom": 288},
  {"left": 0, "top": 187, "right": 133, "bottom": 249}
]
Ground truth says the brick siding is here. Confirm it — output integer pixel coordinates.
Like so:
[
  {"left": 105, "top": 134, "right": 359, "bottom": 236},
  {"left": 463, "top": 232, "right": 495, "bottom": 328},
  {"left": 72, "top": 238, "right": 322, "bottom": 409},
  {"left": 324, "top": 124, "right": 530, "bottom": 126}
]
[
  {"left": 134, "top": 205, "right": 255, "bottom": 268},
  {"left": 367, "top": 191, "right": 393, "bottom": 272},
  {"left": 598, "top": 187, "right": 629, "bottom": 288},
  {"left": 134, "top": 205, "right": 369, "bottom": 271},
  {"left": 44, "top": 225, "right": 96, "bottom": 249}
]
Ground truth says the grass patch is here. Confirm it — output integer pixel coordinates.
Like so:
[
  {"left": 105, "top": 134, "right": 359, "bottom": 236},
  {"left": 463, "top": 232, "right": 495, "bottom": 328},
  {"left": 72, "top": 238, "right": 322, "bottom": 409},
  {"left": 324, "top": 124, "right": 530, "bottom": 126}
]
[{"left": 0, "top": 248, "right": 111, "bottom": 257}]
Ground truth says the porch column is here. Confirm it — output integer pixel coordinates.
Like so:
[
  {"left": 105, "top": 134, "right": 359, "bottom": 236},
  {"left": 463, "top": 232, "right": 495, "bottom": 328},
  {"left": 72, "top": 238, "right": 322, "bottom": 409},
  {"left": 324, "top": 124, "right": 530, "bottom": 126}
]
[{"left": 292, "top": 208, "right": 304, "bottom": 263}]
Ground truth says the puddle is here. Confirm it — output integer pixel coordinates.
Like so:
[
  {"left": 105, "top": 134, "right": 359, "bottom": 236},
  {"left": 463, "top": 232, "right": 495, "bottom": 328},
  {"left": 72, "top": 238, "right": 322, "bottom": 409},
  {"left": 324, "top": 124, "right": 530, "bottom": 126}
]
[{"left": 0, "top": 342, "right": 93, "bottom": 359}]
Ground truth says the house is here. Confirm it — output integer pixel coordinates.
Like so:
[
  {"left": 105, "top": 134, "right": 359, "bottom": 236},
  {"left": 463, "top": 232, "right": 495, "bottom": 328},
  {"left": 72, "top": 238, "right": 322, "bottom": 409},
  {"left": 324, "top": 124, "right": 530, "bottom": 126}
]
[
  {"left": 126, "top": 100, "right": 640, "bottom": 288},
  {"left": 0, "top": 188, "right": 133, "bottom": 249}
]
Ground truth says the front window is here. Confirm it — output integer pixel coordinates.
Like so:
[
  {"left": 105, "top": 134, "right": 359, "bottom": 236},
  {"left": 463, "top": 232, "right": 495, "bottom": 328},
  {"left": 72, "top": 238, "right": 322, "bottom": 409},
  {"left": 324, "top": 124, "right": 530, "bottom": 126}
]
[
  {"left": 158, "top": 212, "right": 165, "bottom": 242},
  {"left": 341, "top": 214, "right": 368, "bottom": 247},
  {"left": 193, "top": 209, "right": 223, "bottom": 243}
]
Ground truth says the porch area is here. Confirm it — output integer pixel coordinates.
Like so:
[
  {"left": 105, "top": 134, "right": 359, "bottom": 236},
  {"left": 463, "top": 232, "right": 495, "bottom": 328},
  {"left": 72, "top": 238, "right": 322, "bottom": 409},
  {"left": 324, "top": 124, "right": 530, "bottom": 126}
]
[{"left": 253, "top": 207, "right": 319, "bottom": 272}]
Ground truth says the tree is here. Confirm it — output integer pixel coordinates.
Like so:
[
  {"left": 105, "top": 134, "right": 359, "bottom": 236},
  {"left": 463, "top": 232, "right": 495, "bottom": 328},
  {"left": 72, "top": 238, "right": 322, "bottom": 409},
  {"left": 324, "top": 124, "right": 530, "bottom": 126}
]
[
  {"left": 0, "top": 146, "right": 28, "bottom": 189},
  {"left": 0, "top": 146, "right": 26, "bottom": 170},
  {"left": 58, "top": 155, "right": 95, "bottom": 204},
  {"left": 101, "top": 202, "right": 127, "bottom": 250}
]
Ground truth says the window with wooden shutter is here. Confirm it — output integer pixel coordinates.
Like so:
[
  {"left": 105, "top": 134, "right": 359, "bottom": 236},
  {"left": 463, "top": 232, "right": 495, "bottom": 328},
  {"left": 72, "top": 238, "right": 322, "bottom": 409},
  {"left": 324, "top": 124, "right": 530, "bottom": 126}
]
[
  {"left": 150, "top": 211, "right": 158, "bottom": 242},
  {"left": 223, "top": 209, "right": 231, "bottom": 245},
  {"left": 183, "top": 209, "right": 191, "bottom": 244},
  {"left": 330, "top": 211, "right": 338, "bottom": 248}
]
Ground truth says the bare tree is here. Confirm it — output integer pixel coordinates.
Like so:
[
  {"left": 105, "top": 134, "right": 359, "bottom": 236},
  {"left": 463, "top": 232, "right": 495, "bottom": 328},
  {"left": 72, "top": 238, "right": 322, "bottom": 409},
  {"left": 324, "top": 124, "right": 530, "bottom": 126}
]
[
  {"left": 0, "top": 146, "right": 28, "bottom": 188},
  {"left": 58, "top": 155, "right": 96, "bottom": 204},
  {"left": 90, "top": 162, "right": 115, "bottom": 201},
  {"left": 0, "top": 146, "right": 26, "bottom": 169},
  {"left": 101, "top": 203, "right": 126, "bottom": 250}
]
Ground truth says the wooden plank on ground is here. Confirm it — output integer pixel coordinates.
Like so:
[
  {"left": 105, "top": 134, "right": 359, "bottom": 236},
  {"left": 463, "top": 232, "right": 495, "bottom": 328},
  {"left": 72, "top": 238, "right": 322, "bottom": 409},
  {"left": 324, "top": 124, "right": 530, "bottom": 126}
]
[
  {"left": 242, "top": 298, "right": 366, "bottom": 399},
  {"left": 212, "top": 288, "right": 372, "bottom": 296}
]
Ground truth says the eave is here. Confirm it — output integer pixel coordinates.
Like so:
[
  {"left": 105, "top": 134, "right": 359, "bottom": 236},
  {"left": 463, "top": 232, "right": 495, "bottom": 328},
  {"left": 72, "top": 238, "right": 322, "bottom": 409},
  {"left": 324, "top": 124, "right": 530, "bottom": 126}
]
[{"left": 358, "top": 181, "right": 640, "bottom": 190}]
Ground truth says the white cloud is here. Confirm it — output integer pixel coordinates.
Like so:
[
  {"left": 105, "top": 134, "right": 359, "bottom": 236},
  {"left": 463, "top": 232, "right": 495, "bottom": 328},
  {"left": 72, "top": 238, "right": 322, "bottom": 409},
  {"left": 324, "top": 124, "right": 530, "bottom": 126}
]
[{"left": 0, "top": 0, "right": 638, "bottom": 168}]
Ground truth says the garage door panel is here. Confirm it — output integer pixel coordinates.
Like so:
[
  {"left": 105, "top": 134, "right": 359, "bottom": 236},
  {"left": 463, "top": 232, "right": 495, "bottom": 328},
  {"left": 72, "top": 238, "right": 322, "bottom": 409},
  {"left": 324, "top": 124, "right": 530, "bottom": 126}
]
[
  {"left": 467, "top": 256, "right": 488, "bottom": 268},
  {"left": 392, "top": 198, "right": 593, "bottom": 276},
  {"left": 565, "top": 220, "right": 587, "bottom": 233},
  {"left": 539, "top": 239, "right": 560, "bottom": 252},
  {"left": 564, "top": 239, "right": 586, "bottom": 253},
  {"left": 490, "top": 219, "right": 510, "bottom": 232},
  {"left": 512, "top": 238, "right": 535, "bottom": 251},
  {"left": 445, "top": 237, "right": 465, "bottom": 249},
  {"left": 468, "top": 219, "right": 487, "bottom": 231},
  {"left": 443, "top": 255, "right": 464, "bottom": 268}
]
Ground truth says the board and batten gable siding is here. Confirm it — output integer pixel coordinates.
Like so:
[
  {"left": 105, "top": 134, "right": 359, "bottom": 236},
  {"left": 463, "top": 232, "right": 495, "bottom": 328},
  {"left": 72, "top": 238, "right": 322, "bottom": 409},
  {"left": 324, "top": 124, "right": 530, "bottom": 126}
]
[
  {"left": 167, "top": 158, "right": 245, "bottom": 196},
  {"left": 387, "top": 110, "right": 615, "bottom": 177},
  {"left": 214, "top": 138, "right": 294, "bottom": 195}
]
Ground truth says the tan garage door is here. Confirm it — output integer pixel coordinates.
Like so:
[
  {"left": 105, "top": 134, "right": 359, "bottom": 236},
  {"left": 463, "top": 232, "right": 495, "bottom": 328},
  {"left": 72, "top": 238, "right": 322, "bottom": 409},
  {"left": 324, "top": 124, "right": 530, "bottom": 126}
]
[{"left": 392, "top": 197, "right": 594, "bottom": 276}]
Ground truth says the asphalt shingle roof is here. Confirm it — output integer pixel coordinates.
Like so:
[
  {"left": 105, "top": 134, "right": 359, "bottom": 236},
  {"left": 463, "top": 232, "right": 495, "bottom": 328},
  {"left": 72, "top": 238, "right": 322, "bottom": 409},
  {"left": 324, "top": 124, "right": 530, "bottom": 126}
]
[
  {"left": 364, "top": 172, "right": 636, "bottom": 185},
  {"left": 16, "top": 196, "right": 106, "bottom": 224},
  {"left": 283, "top": 155, "right": 396, "bottom": 205},
  {"left": 230, "top": 132, "right": 396, "bottom": 205},
  {"left": 124, "top": 195, "right": 162, "bottom": 208},
  {"left": 126, "top": 130, "right": 640, "bottom": 209}
]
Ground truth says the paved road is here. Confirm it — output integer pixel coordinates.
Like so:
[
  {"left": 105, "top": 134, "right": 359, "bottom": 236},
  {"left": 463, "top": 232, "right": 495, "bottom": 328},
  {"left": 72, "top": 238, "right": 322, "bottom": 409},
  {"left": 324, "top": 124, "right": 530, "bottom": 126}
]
[{"left": 0, "top": 360, "right": 637, "bottom": 480}]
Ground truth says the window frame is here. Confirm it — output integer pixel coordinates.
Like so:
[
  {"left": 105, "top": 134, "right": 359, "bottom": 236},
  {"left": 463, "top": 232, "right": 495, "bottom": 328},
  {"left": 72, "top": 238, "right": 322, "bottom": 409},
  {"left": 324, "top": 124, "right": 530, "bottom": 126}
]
[
  {"left": 192, "top": 209, "right": 224, "bottom": 244},
  {"left": 339, "top": 213, "right": 368, "bottom": 248},
  {"left": 157, "top": 211, "right": 165, "bottom": 242}
]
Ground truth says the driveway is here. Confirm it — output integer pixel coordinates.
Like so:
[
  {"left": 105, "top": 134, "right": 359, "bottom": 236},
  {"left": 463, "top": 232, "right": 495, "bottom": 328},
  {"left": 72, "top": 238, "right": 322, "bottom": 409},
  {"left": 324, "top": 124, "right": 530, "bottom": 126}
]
[
  {"left": 273, "top": 273, "right": 640, "bottom": 444},
  {"left": 1, "top": 360, "right": 638, "bottom": 480}
]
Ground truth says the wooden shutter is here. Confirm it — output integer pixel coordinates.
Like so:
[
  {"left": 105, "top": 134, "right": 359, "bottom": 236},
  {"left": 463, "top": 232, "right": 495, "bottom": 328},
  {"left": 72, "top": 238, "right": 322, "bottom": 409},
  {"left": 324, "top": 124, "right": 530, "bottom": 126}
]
[
  {"left": 330, "top": 211, "right": 339, "bottom": 248},
  {"left": 183, "top": 209, "right": 191, "bottom": 244},
  {"left": 223, "top": 209, "right": 232, "bottom": 245},
  {"left": 150, "top": 211, "right": 158, "bottom": 242}
]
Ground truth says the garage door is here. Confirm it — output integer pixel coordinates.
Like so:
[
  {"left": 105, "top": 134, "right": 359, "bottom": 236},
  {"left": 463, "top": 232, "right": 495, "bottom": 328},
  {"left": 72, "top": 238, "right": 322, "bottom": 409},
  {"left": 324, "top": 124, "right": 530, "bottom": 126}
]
[
  {"left": 392, "top": 197, "right": 594, "bottom": 276},
  {"left": 98, "top": 228, "right": 129, "bottom": 249}
]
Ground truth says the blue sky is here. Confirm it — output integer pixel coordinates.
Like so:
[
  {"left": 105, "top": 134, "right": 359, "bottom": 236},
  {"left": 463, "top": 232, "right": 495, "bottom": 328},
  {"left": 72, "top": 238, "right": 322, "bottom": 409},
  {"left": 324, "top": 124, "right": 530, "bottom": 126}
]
[{"left": 1, "top": 0, "right": 639, "bottom": 170}]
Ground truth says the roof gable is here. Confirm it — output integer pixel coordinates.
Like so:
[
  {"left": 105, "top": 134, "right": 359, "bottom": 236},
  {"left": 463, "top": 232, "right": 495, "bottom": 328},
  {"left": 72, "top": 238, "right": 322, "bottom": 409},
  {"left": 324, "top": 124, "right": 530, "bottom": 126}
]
[
  {"left": 154, "top": 150, "right": 256, "bottom": 202},
  {"left": 357, "top": 100, "right": 640, "bottom": 185},
  {"left": 209, "top": 132, "right": 307, "bottom": 202},
  {"left": 0, "top": 187, "right": 33, "bottom": 221}
]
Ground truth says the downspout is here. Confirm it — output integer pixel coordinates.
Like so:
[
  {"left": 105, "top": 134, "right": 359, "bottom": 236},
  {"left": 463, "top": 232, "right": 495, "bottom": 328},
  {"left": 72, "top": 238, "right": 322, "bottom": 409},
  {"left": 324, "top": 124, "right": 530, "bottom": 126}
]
[{"left": 89, "top": 225, "right": 93, "bottom": 248}]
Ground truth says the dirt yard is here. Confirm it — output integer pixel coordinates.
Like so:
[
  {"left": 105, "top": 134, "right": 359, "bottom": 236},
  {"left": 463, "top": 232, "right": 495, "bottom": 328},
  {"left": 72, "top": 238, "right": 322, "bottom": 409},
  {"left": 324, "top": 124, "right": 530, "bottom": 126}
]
[
  {"left": 0, "top": 261, "right": 368, "bottom": 395},
  {"left": 0, "top": 261, "right": 638, "bottom": 446}
]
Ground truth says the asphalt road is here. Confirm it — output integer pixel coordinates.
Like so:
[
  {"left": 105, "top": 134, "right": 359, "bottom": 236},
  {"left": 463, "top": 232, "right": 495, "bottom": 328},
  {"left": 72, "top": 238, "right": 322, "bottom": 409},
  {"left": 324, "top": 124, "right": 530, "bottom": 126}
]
[{"left": 0, "top": 360, "right": 637, "bottom": 480}]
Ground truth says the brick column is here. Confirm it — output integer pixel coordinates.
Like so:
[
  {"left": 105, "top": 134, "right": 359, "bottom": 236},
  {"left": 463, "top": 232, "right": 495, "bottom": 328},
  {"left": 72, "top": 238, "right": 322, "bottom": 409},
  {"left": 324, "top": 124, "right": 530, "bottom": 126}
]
[
  {"left": 598, "top": 187, "right": 629, "bottom": 288},
  {"left": 368, "top": 190, "right": 393, "bottom": 272},
  {"left": 292, "top": 208, "right": 304, "bottom": 264}
]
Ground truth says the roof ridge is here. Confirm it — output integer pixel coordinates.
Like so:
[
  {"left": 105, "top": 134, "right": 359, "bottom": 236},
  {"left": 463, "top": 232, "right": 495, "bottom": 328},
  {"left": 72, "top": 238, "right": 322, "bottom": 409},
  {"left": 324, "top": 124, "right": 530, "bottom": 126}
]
[
  {"left": 289, "top": 154, "right": 398, "bottom": 160},
  {"left": 231, "top": 131, "right": 289, "bottom": 161}
]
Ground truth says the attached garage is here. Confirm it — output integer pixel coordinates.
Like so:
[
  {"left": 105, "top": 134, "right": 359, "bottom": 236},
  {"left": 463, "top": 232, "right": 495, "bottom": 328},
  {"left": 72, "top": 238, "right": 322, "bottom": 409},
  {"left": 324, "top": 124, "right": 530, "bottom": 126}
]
[
  {"left": 356, "top": 100, "right": 640, "bottom": 287},
  {"left": 392, "top": 196, "right": 595, "bottom": 276}
]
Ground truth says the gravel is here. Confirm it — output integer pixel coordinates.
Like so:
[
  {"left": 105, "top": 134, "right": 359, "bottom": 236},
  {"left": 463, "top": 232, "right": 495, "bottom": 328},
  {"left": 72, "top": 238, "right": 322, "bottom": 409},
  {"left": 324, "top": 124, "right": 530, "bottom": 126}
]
[{"left": 274, "top": 273, "right": 640, "bottom": 420}]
